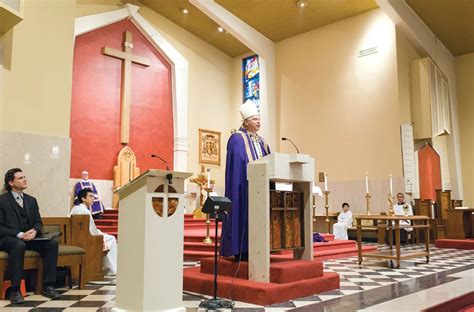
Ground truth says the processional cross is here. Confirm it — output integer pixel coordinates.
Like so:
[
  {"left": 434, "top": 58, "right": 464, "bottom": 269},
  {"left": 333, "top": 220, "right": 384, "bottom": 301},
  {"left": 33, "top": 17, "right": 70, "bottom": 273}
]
[{"left": 102, "top": 31, "right": 151, "bottom": 144}]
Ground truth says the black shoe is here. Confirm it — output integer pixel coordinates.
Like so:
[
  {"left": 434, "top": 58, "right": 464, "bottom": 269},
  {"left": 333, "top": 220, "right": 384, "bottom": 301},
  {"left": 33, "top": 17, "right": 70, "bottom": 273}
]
[
  {"left": 9, "top": 291, "right": 25, "bottom": 304},
  {"left": 42, "top": 285, "right": 62, "bottom": 299}
]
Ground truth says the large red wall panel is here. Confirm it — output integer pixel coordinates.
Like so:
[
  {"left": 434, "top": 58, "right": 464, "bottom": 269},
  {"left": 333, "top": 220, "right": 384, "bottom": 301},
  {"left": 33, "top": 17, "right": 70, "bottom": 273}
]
[
  {"left": 70, "top": 19, "right": 173, "bottom": 179},
  {"left": 418, "top": 144, "right": 442, "bottom": 200}
]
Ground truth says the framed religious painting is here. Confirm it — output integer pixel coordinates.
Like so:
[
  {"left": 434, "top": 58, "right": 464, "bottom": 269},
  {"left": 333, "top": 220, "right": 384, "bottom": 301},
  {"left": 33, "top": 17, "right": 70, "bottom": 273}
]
[{"left": 199, "top": 129, "right": 221, "bottom": 166}]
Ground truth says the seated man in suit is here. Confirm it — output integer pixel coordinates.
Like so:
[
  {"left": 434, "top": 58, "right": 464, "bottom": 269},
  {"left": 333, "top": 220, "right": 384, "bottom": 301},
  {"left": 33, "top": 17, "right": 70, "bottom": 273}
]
[{"left": 0, "top": 168, "right": 62, "bottom": 303}]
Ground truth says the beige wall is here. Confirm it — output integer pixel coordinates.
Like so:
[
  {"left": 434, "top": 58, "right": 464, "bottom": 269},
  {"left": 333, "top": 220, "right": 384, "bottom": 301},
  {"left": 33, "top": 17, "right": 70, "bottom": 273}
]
[
  {"left": 395, "top": 29, "right": 421, "bottom": 124},
  {"left": 277, "top": 9, "right": 401, "bottom": 180},
  {"left": 276, "top": 9, "right": 402, "bottom": 213},
  {"left": 0, "top": 0, "right": 75, "bottom": 137},
  {"left": 455, "top": 53, "right": 474, "bottom": 207}
]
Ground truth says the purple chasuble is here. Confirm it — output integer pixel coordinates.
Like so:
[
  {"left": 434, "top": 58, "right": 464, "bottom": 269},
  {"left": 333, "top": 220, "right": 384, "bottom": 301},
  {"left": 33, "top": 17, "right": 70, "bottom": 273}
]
[
  {"left": 220, "top": 127, "right": 271, "bottom": 257},
  {"left": 74, "top": 180, "right": 105, "bottom": 214}
]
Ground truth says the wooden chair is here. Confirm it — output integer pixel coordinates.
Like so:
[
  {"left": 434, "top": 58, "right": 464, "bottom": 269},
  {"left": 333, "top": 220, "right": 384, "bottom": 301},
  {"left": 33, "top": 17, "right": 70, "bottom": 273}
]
[{"left": 414, "top": 199, "right": 447, "bottom": 242}]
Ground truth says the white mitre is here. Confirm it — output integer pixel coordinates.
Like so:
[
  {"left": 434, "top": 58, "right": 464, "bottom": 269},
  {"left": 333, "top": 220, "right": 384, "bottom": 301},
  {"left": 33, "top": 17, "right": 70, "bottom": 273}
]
[{"left": 239, "top": 100, "right": 259, "bottom": 121}]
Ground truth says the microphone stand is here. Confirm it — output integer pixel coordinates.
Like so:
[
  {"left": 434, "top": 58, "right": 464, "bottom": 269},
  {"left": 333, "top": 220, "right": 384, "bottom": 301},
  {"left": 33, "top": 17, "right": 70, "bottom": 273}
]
[
  {"left": 151, "top": 154, "right": 173, "bottom": 184},
  {"left": 281, "top": 137, "right": 300, "bottom": 153}
]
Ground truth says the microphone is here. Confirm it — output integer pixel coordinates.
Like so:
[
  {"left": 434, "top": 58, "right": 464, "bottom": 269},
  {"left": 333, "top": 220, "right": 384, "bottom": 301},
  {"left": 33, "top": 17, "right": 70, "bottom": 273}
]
[
  {"left": 151, "top": 154, "right": 173, "bottom": 184},
  {"left": 281, "top": 137, "right": 300, "bottom": 154},
  {"left": 151, "top": 154, "right": 170, "bottom": 171}
]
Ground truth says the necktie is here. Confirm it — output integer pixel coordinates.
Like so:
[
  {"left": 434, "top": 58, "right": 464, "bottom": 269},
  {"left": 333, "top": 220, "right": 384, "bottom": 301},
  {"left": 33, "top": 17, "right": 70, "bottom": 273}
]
[{"left": 16, "top": 195, "right": 23, "bottom": 208}]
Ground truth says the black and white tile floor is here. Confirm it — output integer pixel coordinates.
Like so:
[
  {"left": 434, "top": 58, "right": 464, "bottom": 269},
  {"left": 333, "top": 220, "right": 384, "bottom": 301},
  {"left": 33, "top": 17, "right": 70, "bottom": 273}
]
[{"left": 1, "top": 244, "right": 473, "bottom": 311}]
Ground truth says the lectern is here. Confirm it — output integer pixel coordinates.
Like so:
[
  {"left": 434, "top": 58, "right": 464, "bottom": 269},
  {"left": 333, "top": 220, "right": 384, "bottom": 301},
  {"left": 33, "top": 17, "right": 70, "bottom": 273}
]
[
  {"left": 248, "top": 153, "right": 315, "bottom": 282},
  {"left": 114, "top": 169, "right": 192, "bottom": 312}
]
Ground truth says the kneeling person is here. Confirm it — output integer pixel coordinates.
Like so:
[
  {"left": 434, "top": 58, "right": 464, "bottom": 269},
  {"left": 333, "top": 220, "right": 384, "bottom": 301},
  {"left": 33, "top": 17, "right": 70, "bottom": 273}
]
[
  {"left": 70, "top": 188, "right": 117, "bottom": 275},
  {"left": 333, "top": 202, "right": 353, "bottom": 240},
  {"left": 0, "top": 168, "right": 62, "bottom": 304}
]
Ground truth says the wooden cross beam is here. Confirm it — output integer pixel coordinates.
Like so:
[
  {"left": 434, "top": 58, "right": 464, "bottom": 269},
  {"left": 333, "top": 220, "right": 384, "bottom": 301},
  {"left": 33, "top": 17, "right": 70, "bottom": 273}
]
[{"left": 102, "top": 31, "right": 151, "bottom": 144}]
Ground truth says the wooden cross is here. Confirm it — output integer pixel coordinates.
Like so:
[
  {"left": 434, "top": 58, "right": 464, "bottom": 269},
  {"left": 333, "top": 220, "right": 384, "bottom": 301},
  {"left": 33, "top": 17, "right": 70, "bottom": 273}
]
[{"left": 102, "top": 31, "right": 151, "bottom": 144}]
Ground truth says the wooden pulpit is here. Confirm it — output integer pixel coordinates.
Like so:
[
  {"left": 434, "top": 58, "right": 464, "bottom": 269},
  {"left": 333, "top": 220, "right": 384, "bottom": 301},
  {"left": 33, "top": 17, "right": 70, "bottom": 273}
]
[
  {"left": 114, "top": 169, "right": 192, "bottom": 312},
  {"left": 248, "top": 153, "right": 314, "bottom": 283}
]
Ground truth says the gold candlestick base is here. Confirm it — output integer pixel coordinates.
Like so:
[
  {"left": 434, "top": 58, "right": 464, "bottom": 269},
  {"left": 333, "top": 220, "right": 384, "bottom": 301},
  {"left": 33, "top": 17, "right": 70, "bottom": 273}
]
[
  {"left": 324, "top": 190, "right": 330, "bottom": 233},
  {"left": 387, "top": 193, "right": 395, "bottom": 216},
  {"left": 365, "top": 193, "right": 371, "bottom": 215},
  {"left": 202, "top": 187, "right": 214, "bottom": 244}
]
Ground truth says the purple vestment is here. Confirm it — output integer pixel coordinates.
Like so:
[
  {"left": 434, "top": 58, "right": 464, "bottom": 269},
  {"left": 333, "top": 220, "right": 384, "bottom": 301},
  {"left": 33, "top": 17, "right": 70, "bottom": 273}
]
[
  {"left": 220, "top": 127, "right": 271, "bottom": 257},
  {"left": 74, "top": 180, "right": 105, "bottom": 215}
]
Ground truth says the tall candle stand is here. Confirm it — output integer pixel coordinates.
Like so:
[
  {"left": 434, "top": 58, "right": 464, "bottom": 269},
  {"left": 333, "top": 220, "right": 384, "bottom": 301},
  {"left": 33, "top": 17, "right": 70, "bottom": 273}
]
[
  {"left": 202, "top": 187, "right": 214, "bottom": 244},
  {"left": 324, "top": 191, "right": 330, "bottom": 233},
  {"left": 365, "top": 193, "right": 371, "bottom": 215},
  {"left": 387, "top": 193, "right": 395, "bottom": 216}
]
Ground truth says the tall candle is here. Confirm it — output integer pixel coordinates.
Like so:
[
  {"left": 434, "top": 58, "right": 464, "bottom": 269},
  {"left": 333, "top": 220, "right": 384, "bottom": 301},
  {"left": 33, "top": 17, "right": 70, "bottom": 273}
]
[
  {"left": 365, "top": 171, "right": 369, "bottom": 194},
  {"left": 324, "top": 172, "right": 328, "bottom": 191},
  {"left": 389, "top": 174, "right": 393, "bottom": 195},
  {"left": 207, "top": 168, "right": 211, "bottom": 188}
]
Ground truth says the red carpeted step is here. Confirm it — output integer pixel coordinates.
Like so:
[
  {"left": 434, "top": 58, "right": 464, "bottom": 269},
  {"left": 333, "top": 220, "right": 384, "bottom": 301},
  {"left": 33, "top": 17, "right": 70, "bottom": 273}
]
[
  {"left": 184, "top": 250, "right": 214, "bottom": 261},
  {"left": 94, "top": 219, "right": 118, "bottom": 226},
  {"left": 270, "top": 245, "right": 377, "bottom": 262},
  {"left": 435, "top": 239, "right": 474, "bottom": 250},
  {"left": 103, "top": 209, "right": 118, "bottom": 215},
  {"left": 459, "top": 304, "right": 474, "bottom": 312},
  {"left": 96, "top": 225, "right": 118, "bottom": 232},
  {"left": 183, "top": 266, "right": 339, "bottom": 306},
  {"left": 422, "top": 291, "right": 474, "bottom": 312},
  {"left": 200, "top": 258, "right": 323, "bottom": 284},
  {"left": 184, "top": 242, "right": 219, "bottom": 252},
  {"left": 313, "top": 240, "right": 356, "bottom": 251}
]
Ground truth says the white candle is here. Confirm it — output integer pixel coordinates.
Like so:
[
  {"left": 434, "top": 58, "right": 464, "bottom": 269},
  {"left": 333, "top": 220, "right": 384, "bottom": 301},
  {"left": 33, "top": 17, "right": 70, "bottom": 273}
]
[
  {"left": 324, "top": 172, "right": 328, "bottom": 191},
  {"left": 365, "top": 171, "right": 369, "bottom": 194},
  {"left": 207, "top": 168, "right": 211, "bottom": 188},
  {"left": 389, "top": 174, "right": 393, "bottom": 195}
]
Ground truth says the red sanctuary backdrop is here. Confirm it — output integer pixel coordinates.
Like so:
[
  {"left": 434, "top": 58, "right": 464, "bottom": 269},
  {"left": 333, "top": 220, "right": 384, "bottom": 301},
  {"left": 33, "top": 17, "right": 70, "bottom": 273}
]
[
  {"left": 418, "top": 144, "right": 442, "bottom": 200},
  {"left": 70, "top": 19, "right": 173, "bottom": 180}
]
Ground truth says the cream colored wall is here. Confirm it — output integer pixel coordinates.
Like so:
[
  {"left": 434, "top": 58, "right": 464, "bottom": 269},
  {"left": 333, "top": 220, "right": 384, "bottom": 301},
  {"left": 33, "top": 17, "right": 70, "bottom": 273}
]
[
  {"left": 455, "top": 53, "right": 474, "bottom": 207},
  {"left": 395, "top": 28, "right": 421, "bottom": 124},
  {"left": 0, "top": 0, "right": 75, "bottom": 137},
  {"left": 276, "top": 9, "right": 402, "bottom": 213}
]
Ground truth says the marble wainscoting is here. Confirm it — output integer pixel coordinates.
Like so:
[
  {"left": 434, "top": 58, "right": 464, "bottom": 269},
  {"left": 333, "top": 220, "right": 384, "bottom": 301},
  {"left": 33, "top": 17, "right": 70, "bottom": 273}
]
[
  {"left": 314, "top": 177, "right": 406, "bottom": 215},
  {"left": 0, "top": 130, "right": 71, "bottom": 216}
]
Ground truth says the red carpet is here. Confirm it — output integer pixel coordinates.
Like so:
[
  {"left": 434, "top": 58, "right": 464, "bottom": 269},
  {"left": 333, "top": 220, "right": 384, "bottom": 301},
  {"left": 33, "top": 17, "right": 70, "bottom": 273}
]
[
  {"left": 184, "top": 257, "right": 339, "bottom": 306},
  {"left": 422, "top": 291, "right": 474, "bottom": 312},
  {"left": 435, "top": 239, "right": 474, "bottom": 250}
]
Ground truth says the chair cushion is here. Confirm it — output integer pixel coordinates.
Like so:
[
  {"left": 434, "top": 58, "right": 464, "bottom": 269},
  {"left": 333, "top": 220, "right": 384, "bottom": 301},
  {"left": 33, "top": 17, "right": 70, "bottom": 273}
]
[
  {"left": 0, "top": 250, "right": 40, "bottom": 259},
  {"left": 58, "top": 245, "right": 85, "bottom": 255}
]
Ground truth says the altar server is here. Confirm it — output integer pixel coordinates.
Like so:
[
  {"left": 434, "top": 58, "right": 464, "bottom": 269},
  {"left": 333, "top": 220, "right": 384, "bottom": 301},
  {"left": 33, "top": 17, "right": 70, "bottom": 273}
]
[
  {"left": 386, "top": 192, "right": 413, "bottom": 244},
  {"left": 333, "top": 202, "right": 353, "bottom": 240},
  {"left": 70, "top": 188, "right": 117, "bottom": 275},
  {"left": 73, "top": 171, "right": 104, "bottom": 217}
]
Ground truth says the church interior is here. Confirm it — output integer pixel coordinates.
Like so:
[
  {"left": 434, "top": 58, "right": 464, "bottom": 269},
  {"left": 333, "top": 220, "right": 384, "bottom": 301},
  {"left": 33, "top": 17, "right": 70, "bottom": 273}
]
[{"left": 0, "top": 0, "right": 473, "bottom": 311}]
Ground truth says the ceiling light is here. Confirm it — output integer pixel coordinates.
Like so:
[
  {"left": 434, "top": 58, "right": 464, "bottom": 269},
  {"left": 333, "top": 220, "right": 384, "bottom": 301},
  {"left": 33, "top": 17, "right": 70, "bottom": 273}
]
[
  {"left": 182, "top": 8, "right": 189, "bottom": 14},
  {"left": 218, "top": 26, "right": 224, "bottom": 32},
  {"left": 297, "top": 0, "right": 308, "bottom": 8}
]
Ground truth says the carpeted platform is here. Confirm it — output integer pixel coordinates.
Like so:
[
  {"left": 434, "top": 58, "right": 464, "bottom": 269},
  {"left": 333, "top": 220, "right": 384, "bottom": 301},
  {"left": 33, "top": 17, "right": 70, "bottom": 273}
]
[
  {"left": 183, "top": 257, "right": 339, "bottom": 306},
  {"left": 421, "top": 291, "right": 474, "bottom": 312},
  {"left": 434, "top": 239, "right": 474, "bottom": 250}
]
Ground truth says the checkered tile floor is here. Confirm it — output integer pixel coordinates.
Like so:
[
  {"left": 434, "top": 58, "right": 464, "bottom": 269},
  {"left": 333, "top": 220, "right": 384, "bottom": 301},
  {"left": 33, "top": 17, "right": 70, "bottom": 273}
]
[{"left": 1, "top": 244, "right": 473, "bottom": 311}]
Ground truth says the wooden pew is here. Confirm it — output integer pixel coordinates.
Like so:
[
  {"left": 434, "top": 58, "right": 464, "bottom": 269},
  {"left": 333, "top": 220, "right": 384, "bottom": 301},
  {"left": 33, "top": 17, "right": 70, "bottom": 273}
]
[{"left": 0, "top": 216, "right": 103, "bottom": 296}]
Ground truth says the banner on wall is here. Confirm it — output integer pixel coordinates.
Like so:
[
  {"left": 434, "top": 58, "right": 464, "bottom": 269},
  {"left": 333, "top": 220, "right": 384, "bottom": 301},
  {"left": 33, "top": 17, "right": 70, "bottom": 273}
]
[{"left": 242, "top": 55, "right": 260, "bottom": 110}]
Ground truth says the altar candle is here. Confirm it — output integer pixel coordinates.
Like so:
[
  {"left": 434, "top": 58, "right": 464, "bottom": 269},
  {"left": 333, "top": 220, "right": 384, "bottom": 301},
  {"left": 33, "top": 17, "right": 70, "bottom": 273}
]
[
  {"left": 365, "top": 172, "right": 369, "bottom": 194},
  {"left": 389, "top": 174, "right": 393, "bottom": 195},
  {"left": 324, "top": 172, "right": 328, "bottom": 191},
  {"left": 207, "top": 168, "right": 211, "bottom": 188}
]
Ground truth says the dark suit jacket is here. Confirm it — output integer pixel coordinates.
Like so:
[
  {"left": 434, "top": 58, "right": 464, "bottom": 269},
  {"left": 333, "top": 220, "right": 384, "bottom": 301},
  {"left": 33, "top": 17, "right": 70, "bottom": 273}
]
[{"left": 0, "top": 192, "right": 43, "bottom": 246}]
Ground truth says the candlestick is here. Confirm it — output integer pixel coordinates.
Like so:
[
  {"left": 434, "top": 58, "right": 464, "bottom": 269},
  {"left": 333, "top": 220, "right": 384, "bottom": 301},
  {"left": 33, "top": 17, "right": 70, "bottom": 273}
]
[
  {"left": 365, "top": 193, "right": 371, "bottom": 215},
  {"left": 207, "top": 167, "right": 211, "bottom": 188},
  {"left": 365, "top": 172, "right": 369, "bottom": 194},
  {"left": 387, "top": 193, "right": 395, "bottom": 216},
  {"left": 202, "top": 186, "right": 214, "bottom": 244},
  {"left": 389, "top": 174, "right": 393, "bottom": 195},
  {"left": 324, "top": 190, "right": 330, "bottom": 233},
  {"left": 324, "top": 172, "right": 328, "bottom": 191}
]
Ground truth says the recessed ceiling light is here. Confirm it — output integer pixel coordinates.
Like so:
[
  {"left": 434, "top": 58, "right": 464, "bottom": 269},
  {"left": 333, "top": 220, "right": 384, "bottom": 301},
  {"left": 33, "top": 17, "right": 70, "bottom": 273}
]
[
  {"left": 182, "top": 8, "right": 189, "bottom": 14},
  {"left": 218, "top": 26, "right": 224, "bottom": 32},
  {"left": 297, "top": 0, "right": 308, "bottom": 8}
]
